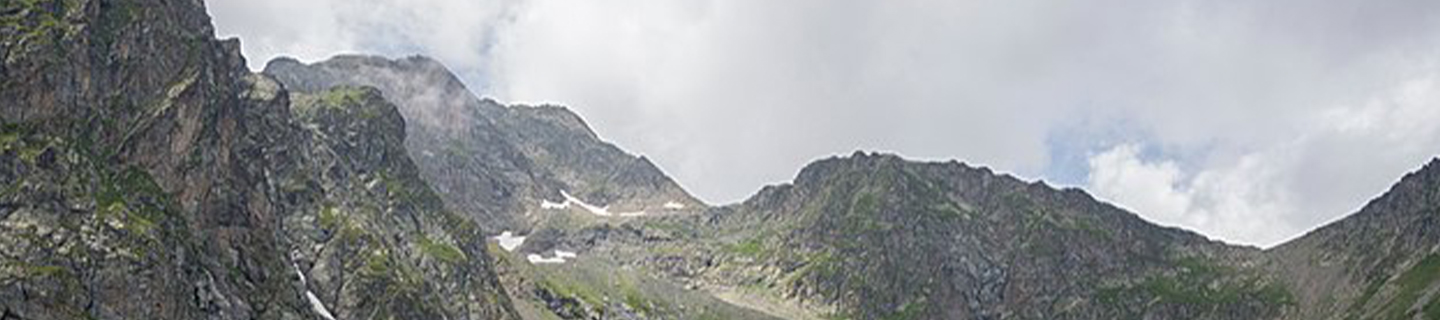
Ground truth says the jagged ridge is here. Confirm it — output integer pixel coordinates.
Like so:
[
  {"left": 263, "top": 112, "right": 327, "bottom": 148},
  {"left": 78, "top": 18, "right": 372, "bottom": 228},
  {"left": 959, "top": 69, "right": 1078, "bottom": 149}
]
[{"left": 264, "top": 55, "right": 701, "bottom": 234}]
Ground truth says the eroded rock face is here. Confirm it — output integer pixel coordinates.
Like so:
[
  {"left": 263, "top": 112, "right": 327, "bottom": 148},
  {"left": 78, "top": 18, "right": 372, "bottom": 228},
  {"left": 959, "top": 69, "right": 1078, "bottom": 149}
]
[{"left": 0, "top": 1, "right": 516, "bottom": 319}]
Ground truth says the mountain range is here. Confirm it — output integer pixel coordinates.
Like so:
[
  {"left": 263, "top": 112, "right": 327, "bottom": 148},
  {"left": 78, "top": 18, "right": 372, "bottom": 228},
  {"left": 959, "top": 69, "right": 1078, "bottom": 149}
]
[{"left": 2, "top": 1, "right": 1438, "bottom": 319}]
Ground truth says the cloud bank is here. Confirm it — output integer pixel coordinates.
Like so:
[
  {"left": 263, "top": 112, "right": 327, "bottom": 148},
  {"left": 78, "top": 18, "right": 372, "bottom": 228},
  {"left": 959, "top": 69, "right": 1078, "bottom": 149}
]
[{"left": 207, "top": 0, "right": 1440, "bottom": 247}]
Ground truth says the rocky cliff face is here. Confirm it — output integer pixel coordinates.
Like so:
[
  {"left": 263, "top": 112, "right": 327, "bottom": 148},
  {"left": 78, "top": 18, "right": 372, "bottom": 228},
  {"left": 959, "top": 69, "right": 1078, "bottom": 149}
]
[
  {"left": 0, "top": 1, "right": 515, "bottom": 319},
  {"left": 273, "top": 86, "right": 516, "bottom": 319},
  {"left": 1268, "top": 159, "right": 1440, "bottom": 320},
  {"left": 263, "top": 56, "right": 701, "bottom": 234}
]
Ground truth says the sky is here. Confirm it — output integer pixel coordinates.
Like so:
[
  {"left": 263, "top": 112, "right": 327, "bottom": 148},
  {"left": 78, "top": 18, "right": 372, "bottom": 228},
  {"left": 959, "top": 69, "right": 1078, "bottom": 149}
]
[{"left": 206, "top": 0, "right": 1440, "bottom": 248}]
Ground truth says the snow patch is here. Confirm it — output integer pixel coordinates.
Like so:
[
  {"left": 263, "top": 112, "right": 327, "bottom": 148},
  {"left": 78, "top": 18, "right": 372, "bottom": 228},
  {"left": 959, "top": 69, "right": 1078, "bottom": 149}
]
[
  {"left": 527, "top": 250, "right": 579, "bottom": 264},
  {"left": 562, "top": 190, "right": 612, "bottom": 216},
  {"left": 541, "top": 190, "right": 612, "bottom": 216},
  {"left": 492, "top": 231, "right": 526, "bottom": 252},
  {"left": 663, "top": 201, "right": 686, "bottom": 209},
  {"left": 541, "top": 199, "right": 569, "bottom": 209},
  {"left": 527, "top": 254, "right": 565, "bottom": 264},
  {"left": 542, "top": 190, "right": 657, "bottom": 217},
  {"left": 306, "top": 291, "right": 337, "bottom": 320},
  {"left": 555, "top": 250, "right": 578, "bottom": 259},
  {"left": 293, "top": 262, "right": 336, "bottom": 320}
]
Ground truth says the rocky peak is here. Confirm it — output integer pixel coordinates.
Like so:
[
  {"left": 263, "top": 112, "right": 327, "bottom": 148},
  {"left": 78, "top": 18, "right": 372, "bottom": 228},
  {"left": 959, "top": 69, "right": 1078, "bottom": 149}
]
[
  {"left": 1372, "top": 157, "right": 1440, "bottom": 212},
  {"left": 502, "top": 103, "right": 602, "bottom": 141},
  {"left": 793, "top": 151, "right": 1007, "bottom": 189},
  {"left": 265, "top": 54, "right": 497, "bottom": 136},
  {"left": 264, "top": 55, "right": 703, "bottom": 233},
  {"left": 684, "top": 151, "right": 1282, "bottom": 319}
]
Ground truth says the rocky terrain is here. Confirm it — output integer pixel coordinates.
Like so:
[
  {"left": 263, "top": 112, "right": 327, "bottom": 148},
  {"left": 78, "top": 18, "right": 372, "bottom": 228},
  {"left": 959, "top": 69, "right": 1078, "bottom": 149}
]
[
  {"left": 3, "top": 0, "right": 1440, "bottom": 319},
  {"left": 533, "top": 153, "right": 1292, "bottom": 319},
  {"left": 1, "top": 0, "right": 513, "bottom": 319},
  {"left": 1267, "top": 159, "right": 1440, "bottom": 320},
  {"left": 259, "top": 51, "right": 1440, "bottom": 319},
  {"left": 263, "top": 56, "right": 701, "bottom": 234}
]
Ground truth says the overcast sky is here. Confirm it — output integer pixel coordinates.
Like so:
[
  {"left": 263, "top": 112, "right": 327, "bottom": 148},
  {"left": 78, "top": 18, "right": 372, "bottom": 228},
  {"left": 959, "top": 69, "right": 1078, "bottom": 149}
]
[{"left": 207, "top": 0, "right": 1440, "bottom": 248}]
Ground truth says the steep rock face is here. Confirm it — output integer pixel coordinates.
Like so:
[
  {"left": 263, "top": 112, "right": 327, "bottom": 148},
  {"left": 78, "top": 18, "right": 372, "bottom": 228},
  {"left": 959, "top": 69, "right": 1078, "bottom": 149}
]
[
  {"left": 1267, "top": 158, "right": 1440, "bottom": 320},
  {"left": 275, "top": 86, "right": 517, "bottom": 319},
  {"left": 2, "top": 0, "right": 308, "bottom": 318},
  {"left": 263, "top": 56, "right": 700, "bottom": 233},
  {"left": 0, "top": 1, "right": 516, "bottom": 319}
]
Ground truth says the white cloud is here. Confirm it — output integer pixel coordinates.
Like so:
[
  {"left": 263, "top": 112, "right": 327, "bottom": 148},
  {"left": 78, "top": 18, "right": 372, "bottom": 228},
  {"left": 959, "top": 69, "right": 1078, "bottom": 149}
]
[
  {"left": 206, "top": 0, "right": 1440, "bottom": 246},
  {"left": 1088, "top": 71, "right": 1440, "bottom": 247},
  {"left": 1087, "top": 144, "right": 1297, "bottom": 246},
  {"left": 207, "top": 0, "right": 517, "bottom": 78}
]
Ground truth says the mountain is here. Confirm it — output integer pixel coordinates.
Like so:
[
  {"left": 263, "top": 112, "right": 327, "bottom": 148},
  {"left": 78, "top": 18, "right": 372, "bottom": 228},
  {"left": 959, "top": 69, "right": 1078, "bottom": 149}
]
[
  {"left": 260, "top": 54, "right": 762, "bottom": 320},
  {"left": 1268, "top": 159, "right": 1440, "bottom": 320},
  {"left": 262, "top": 56, "right": 701, "bottom": 234},
  {"left": 1, "top": 0, "right": 513, "bottom": 319},
  {"left": 521, "top": 152, "right": 1439, "bottom": 320},
  {"left": 5, "top": 1, "right": 1440, "bottom": 319},
  {"left": 538, "top": 153, "right": 1293, "bottom": 319}
]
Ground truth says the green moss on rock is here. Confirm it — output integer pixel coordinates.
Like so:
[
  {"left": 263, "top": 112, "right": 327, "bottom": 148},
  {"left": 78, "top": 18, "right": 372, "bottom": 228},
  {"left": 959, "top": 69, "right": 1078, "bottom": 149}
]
[{"left": 417, "top": 234, "right": 467, "bottom": 263}]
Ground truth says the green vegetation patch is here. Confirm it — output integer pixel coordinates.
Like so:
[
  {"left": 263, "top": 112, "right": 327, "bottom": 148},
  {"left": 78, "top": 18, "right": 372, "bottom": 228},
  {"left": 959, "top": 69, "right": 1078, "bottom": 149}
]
[
  {"left": 4, "top": 0, "right": 75, "bottom": 47},
  {"left": 1099, "top": 256, "right": 1294, "bottom": 310},
  {"left": 1423, "top": 295, "right": 1440, "bottom": 320},
  {"left": 881, "top": 298, "right": 928, "bottom": 320},
  {"left": 1381, "top": 254, "right": 1440, "bottom": 318},
  {"left": 4, "top": 261, "right": 69, "bottom": 279},
  {"left": 94, "top": 167, "right": 169, "bottom": 237},
  {"left": 317, "top": 204, "right": 344, "bottom": 230},
  {"left": 416, "top": 234, "right": 467, "bottom": 263},
  {"left": 292, "top": 87, "right": 375, "bottom": 118},
  {"left": 319, "top": 87, "right": 371, "bottom": 107},
  {"left": 0, "top": 127, "right": 21, "bottom": 152},
  {"left": 727, "top": 237, "right": 765, "bottom": 257},
  {"left": 1, "top": 123, "right": 55, "bottom": 165}
]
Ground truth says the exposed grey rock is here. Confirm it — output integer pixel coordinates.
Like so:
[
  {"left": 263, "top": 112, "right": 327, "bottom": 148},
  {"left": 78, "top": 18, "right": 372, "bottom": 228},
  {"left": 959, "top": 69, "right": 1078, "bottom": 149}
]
[
  {"left": 1267, "top": 158, "right": 1440, "bottom": 320},
  {"left": 0, "top": 1, "right": 517, "bottom": 319},
  {"left": 263, "top": 56, "right": 701, "bottom": 233}
]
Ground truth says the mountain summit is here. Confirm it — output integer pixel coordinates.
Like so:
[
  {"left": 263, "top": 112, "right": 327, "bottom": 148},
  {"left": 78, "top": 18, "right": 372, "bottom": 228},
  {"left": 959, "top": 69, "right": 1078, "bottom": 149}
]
[{"left": 264, "top": 55, "right": 702, "bottom": 233}]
